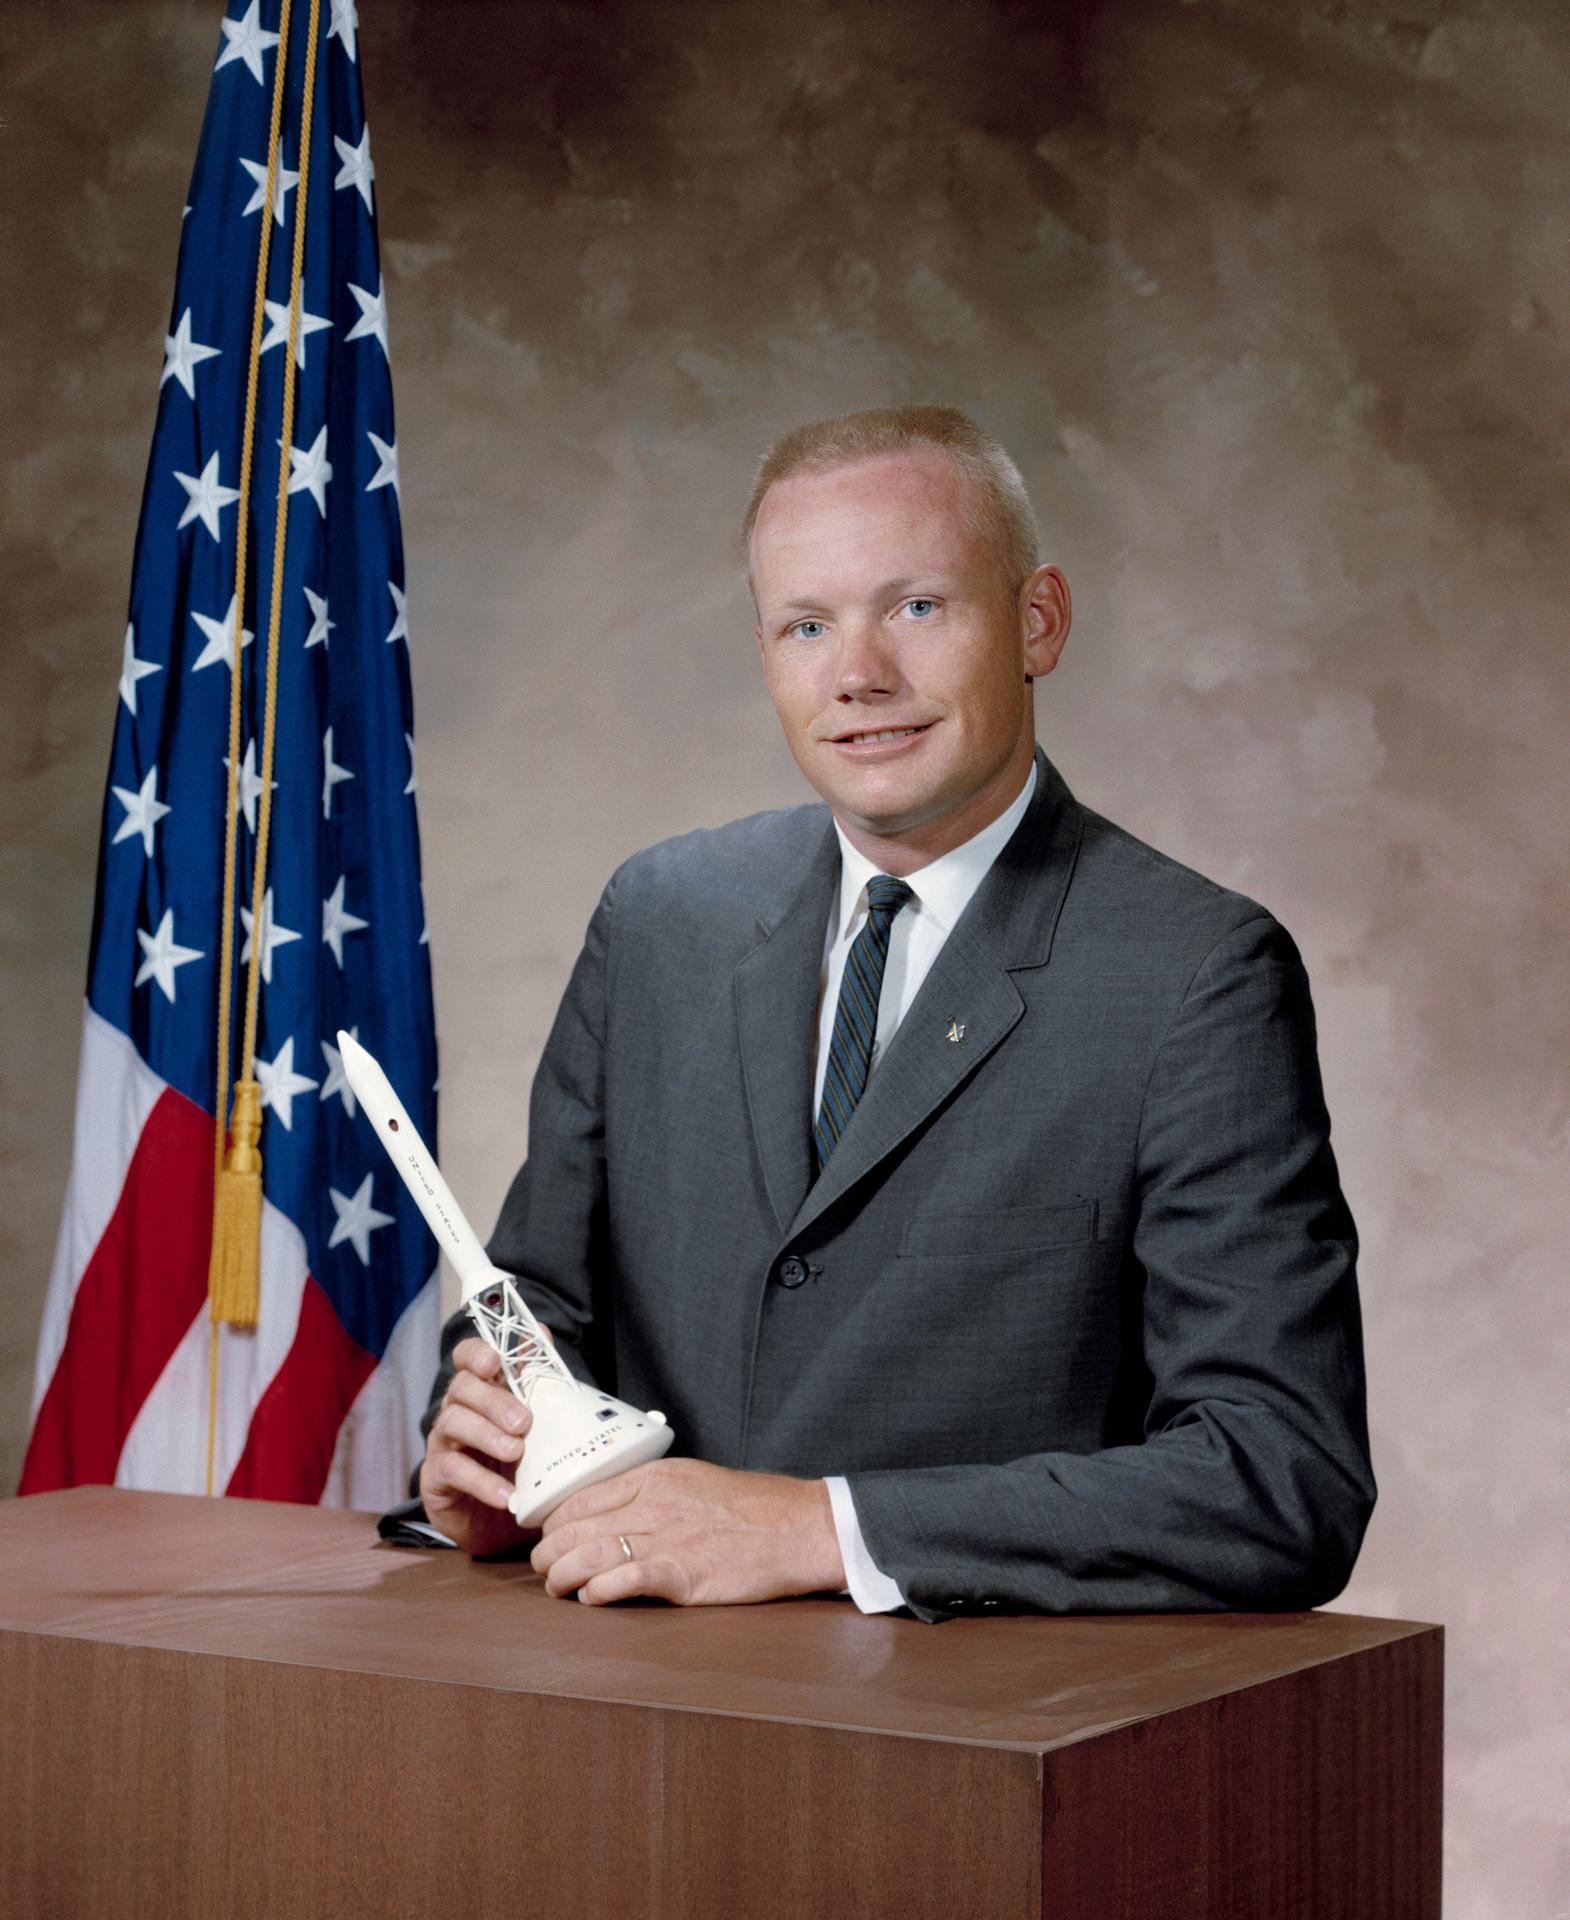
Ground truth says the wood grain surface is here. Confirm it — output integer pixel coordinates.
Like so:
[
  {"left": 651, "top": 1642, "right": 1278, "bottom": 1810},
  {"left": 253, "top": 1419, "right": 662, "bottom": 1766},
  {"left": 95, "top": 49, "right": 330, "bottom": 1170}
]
[
  {"left": 0, "top": 1487, "right": 1443, "bottom": 1919},
  {"left": 1, "top": 1628, "right": 1045, "bottom": 1919},
  {"left": 0, "top": 1486, "right": 1434, "bottom": 1750},
  {"left": 1041, "top": 1628, "right": 1443, "bottom": 1920}
]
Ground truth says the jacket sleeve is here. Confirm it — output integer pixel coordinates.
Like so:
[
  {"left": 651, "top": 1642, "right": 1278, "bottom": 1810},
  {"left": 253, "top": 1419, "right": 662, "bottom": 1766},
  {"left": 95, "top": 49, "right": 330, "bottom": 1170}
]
[
  {"left": 844, "top": 913, "right": 1378, "bottom": 1623},
  {"left": 400, "top": 874, "right": 618, "bottom": 1501}
]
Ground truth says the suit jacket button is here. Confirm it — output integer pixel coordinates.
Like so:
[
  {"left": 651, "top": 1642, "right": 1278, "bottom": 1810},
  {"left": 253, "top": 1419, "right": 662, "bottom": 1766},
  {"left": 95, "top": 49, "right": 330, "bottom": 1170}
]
[{"left": 777, "top": 1256, "right": 808, "bottom": 1288}]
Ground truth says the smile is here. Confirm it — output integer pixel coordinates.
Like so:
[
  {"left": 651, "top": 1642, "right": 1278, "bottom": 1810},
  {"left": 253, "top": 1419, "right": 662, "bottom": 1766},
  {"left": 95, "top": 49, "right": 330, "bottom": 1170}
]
[{"left": 831, "top": 722, "right": 934, "bottom": 747}]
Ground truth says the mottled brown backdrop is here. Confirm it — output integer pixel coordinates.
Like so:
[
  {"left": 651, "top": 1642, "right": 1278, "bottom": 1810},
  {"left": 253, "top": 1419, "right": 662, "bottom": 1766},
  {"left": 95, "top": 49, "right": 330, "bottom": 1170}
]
[{"left": 2, "top": 1, "right": 1566, "bottom": 1913}]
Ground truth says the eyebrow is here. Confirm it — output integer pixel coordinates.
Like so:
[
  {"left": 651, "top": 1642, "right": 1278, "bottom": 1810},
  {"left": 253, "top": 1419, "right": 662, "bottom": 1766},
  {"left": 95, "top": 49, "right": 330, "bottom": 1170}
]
[{"left": 772, "top": 576, "right": 948, "bottom": 614}]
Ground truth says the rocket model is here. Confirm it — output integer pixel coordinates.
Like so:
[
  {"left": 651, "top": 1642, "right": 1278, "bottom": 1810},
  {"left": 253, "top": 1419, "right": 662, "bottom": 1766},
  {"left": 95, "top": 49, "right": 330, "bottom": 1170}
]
[{"left": 335, "top": 1031, "right": 673, "bottom": 1526}]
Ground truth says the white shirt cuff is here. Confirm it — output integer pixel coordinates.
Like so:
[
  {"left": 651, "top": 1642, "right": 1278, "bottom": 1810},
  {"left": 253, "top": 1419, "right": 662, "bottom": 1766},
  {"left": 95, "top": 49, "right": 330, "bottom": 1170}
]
[{"left": 824, "top": 1475, "right": 906, "bottom": 1613}]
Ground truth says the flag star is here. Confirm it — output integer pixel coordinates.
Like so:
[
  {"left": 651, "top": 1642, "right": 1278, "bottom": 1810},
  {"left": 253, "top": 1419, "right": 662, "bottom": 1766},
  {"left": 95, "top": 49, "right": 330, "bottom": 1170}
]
[
  {"left": 365, "top": 430, "right": 399, "bottom": 498},
  {"left": 383, "top": 579, "right": 408, "bottom": 646},
  {"left": 333, "top": 126, "right": 375, "bottom": 212},
  {"left": 322, "top": 874, "right": 368, "bottom": 967},
  {"left": 319, "top": 1027, "right": 359, "bottom": 1117},
  {"left": 344, "top": 276, "right": 389, "bottom": 358},
  {"left": 190, "top": 593, "right": 254, "bottom": 673},
  {"left": 328, "top": 1171, "right": 394, "bottom": 1265},
  {"left": 174, "top": 451, "right": 242, "bottom": 542},
  {"left": 304, "top": 585, "right": 335, "bottom": 650},
  {"left": 323, "top": 726, "right": 354, "bottom": 819},
  {"left": 240, "top": 154, "right": 300, "bottom": 227},
  {"left": 286, "top": 425, "right": 333, "bottom": 516},
  {"left": 111, "top": 765, "right": 172, "bottom": 858},
  {"left": 260, "top": 296, "right": 332, "bottom": 369},
  {"left": 160, "top": 308, "right": 221, "bottom": 398},
  {"left": 223, "top": 736, "right": 276, "bottom": 834},
  {"left": 327, "top": 0, "right": 359, "bottom": 62},
  {"left": 240, "top": 886, "right": 302, "bottom": 984},
  {"left": 118, "top": 623, "right": 161, "bottom": 715},
  {"left": 135, "top": 908, "right": 203, "bottom": 1002},
  {"left": 254, "top": 1034, "right": 319, "bottom": 1131},
  {"left": 214, "top": 2, "right": 279, "bottom": 84},
  {"left": 403, "top": 731, "right": 417, "bottom": 796}
]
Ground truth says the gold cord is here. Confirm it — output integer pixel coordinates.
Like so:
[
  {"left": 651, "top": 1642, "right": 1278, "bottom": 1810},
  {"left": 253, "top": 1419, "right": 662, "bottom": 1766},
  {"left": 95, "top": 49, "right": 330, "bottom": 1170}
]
[{"left": 206, "top": 0, "right": 323, "bottom": 1487}]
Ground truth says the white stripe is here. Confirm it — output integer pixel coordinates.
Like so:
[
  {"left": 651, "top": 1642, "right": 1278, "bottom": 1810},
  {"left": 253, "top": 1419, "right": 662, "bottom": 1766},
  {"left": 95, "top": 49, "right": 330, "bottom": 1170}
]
[
  {"left": 37, "top": 1002, "right": 434, "bottom": 1503},
  {"left": 32, "top": 1005, "right": 169, "bottom": 1419},
  {"left": 114, "top": 1193, "right": 310, "bottom": 1494},
  {"left": 320, "top": 1270, "right": 440, "bottom": 1510}
]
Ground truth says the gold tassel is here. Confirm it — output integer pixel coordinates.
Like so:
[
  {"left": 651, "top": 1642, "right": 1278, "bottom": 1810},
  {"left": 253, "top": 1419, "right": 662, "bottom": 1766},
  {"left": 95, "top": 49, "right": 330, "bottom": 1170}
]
[{"left": 209, "top": 1078, "right": 263, "bottom": 1327}]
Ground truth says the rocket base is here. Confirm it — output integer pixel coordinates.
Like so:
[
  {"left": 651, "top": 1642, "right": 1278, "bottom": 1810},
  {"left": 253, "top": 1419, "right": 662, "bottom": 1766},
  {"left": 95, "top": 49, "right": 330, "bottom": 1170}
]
[{"left": 507, "top": 1375, "right": 675, "bottom": 1529}]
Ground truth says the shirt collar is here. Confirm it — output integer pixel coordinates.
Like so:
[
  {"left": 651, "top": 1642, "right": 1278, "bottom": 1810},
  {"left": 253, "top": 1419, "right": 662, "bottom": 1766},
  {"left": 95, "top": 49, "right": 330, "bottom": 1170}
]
[{"left": 830, "top": 757, "right": 1038, "bottom": 942}]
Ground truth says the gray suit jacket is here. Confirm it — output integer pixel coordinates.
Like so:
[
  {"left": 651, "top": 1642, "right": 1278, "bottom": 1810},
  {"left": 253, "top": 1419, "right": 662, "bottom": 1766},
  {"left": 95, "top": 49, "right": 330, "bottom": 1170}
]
[{"left": 415, "top": 744, "right": 1376, "bottom": 1623}]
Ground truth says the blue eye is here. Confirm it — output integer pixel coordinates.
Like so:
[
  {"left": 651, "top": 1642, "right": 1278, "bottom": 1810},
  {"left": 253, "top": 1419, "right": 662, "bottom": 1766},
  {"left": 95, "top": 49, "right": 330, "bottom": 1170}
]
[
  {"left": 791, "top": 619, "right": 826, "bottom": 640},
  {"left": 904, "top": 598, "right": 936, "bottom": 618}
]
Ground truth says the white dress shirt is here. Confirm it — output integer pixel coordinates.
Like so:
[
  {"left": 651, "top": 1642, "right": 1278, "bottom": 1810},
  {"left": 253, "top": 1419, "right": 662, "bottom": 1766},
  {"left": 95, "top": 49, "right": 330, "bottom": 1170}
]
[{"left": 818, "top": 758, "right": 1039, "bottom": 1611}]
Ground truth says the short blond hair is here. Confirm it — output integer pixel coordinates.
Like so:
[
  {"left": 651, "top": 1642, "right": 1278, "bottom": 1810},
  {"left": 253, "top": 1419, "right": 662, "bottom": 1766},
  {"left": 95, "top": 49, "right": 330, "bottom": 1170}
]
[{"left": 742, "top": 404, "right": 1040, "bottom": 592}]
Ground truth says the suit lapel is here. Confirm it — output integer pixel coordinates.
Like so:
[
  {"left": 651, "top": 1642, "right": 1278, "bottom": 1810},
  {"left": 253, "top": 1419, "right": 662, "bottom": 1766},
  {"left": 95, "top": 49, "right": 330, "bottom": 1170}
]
[
  {"left": 734, "top": 813, "right": 841, "bottom": 1237},
  {"left": 784, "top": 746, "right": 1083, "bottom": 1244}
]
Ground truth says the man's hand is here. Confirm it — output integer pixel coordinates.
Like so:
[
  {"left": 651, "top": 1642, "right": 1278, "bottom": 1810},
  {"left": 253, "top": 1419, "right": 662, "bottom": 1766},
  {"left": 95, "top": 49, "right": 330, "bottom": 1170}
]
[
  {"left": 530, "top": 1459, "right": 847, "bottom": 1606},
  {"left": 418, "top": 1336, "right": 532, "bottom": 1558}
]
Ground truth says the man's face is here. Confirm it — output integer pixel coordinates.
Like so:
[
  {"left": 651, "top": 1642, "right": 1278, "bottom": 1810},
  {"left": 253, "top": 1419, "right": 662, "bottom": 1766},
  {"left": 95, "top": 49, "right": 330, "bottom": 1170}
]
[{"left": 751, "top": 447, "right": 1061, "bottom": 851}]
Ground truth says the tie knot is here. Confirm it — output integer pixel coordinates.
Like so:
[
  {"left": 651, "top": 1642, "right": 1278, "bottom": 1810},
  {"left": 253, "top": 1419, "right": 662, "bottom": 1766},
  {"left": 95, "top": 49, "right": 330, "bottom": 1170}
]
[{"left": 866, "top": 875, "right": 914, "bottom": 918}]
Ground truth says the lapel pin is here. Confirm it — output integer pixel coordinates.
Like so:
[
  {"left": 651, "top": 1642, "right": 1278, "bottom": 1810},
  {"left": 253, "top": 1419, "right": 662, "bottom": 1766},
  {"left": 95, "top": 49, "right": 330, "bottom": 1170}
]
[{"left": 946, "top": 1020, "right": 966, "bottom": 1043}]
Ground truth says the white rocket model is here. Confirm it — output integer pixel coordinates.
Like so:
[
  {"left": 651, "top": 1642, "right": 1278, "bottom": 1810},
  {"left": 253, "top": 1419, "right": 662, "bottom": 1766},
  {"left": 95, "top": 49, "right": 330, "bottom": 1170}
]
[{"left": 335, "top": 1031, "right": 673, "bottom": 1526}]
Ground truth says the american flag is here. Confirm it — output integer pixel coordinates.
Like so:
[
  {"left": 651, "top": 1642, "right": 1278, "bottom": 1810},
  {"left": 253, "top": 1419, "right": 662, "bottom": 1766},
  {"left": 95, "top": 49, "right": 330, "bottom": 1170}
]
[{"left": 21, "top": 0, "right": 439, "bottom": 1506}]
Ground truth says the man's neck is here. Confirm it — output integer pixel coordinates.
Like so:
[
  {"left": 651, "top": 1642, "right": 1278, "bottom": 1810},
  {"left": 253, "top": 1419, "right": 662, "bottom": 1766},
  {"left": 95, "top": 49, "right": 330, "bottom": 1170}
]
[{"left": 831, "top": 737, "right": 1037, "bottom": 878}]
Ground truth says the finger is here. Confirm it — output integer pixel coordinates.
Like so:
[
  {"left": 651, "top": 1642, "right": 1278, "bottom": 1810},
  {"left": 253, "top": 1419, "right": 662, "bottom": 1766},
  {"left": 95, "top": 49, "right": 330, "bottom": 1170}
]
[
  {"left": 433, "top": 1403, "right": 525, "bottom": 1467},
  {"left": 445, "top": 1369, "right": 530, "bottom": 1437},
  {"left": 529, "top": 1528, "right": 566, "bottom": 1577},
  {"left": 451, "top": 1336, "right": 501, "bottom": 1379},
  {"left": 578, "top": 1554, "right": 690, "bottom": 1607},
  {"left": 425, "top": 1446, "right": 517, "bottom": 1512},
  {"left": 540, "top": 1467, "right": 645, "bottom": 1536},
  {"left": 537, "top": 1529, "right": 636, "bottom": 1598},
  {"left": 529, "top": 1516, "right": 618, "bottom": 1577},
  {"left": 435, "top": 1383, "right": 528, "bottom": 1451}
]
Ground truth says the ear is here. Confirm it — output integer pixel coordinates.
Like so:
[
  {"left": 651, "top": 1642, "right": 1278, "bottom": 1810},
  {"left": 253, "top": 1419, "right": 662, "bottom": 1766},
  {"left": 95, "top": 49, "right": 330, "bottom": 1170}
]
[{"left": 1020, "top": 565, "right": 1071, "bottom": 682}]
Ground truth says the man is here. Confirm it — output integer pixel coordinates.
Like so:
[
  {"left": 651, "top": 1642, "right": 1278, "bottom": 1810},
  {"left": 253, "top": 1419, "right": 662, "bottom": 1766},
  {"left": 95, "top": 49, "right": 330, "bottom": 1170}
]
[{"left": 405, "top": 405, "right": 1376, "bottom": 1623}]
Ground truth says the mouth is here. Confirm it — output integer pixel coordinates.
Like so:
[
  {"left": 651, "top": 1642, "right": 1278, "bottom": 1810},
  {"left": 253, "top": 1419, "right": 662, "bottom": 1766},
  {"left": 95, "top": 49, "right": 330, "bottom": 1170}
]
[{"left": 828, "top": 720, "right": 936, "bottom": 754}]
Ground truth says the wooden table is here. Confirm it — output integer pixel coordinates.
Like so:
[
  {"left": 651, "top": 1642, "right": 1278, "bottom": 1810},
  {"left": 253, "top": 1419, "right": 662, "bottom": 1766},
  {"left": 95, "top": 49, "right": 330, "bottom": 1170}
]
[{"left": 0, "top": 1486, "right": 1441, "bottom": 1918}]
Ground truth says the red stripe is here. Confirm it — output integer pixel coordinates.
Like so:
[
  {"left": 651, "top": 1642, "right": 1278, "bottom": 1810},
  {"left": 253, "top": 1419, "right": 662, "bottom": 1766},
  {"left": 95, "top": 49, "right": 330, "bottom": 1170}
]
[
  {"left": 19, "top": 1087, "right": 214, "bottom": 1495},
  {"left": 225, "top": 1276, "right": 376, "bottom": 1503}
]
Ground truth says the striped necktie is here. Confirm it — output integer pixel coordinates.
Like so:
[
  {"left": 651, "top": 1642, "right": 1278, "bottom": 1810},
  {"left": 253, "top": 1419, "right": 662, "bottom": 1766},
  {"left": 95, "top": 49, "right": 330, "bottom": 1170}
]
[{"left": 814, "top": 874, "right": 915, "bottom": 1170}]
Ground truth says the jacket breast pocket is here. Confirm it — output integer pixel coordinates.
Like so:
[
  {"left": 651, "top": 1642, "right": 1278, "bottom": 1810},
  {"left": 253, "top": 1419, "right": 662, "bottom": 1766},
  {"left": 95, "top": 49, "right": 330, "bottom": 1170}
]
[{"left": 898, "top": 1197, "right": 1098, "bottom": 1261}]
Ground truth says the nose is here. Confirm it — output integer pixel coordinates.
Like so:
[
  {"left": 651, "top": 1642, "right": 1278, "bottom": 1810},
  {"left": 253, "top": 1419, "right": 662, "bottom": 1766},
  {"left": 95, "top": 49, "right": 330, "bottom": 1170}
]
[{"left": 832, "top": 615, "right": 899, "bottom": 703}]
